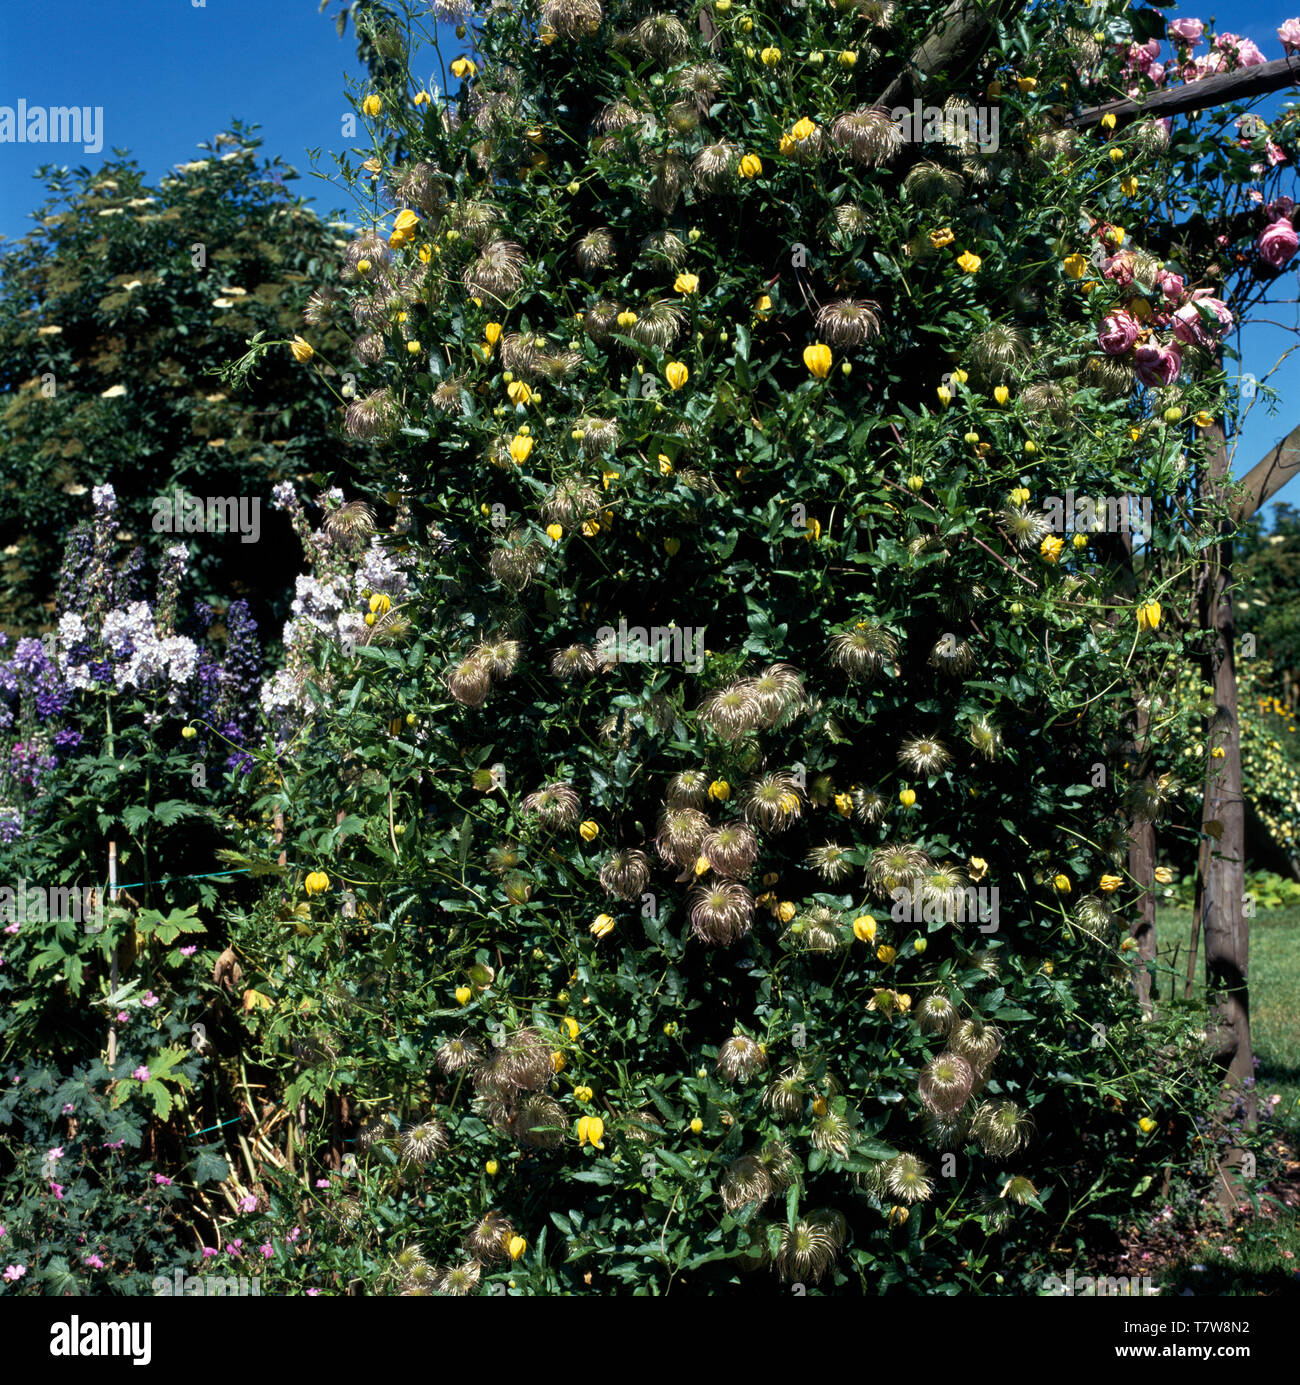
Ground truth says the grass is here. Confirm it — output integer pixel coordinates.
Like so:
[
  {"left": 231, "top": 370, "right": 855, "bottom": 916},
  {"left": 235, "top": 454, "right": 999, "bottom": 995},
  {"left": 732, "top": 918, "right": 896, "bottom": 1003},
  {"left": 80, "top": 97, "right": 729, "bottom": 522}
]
[
  {"left": 1156, "top": 905, "right": 1300, "bottom": 1134},
  {"left": 1151, "top": 906, "right": 1300, "bottom": 1294}
]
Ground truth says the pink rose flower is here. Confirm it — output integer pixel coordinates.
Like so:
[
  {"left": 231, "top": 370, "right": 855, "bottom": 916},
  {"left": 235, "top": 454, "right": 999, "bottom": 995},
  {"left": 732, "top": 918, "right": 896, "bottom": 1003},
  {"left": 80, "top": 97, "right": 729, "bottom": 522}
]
[
  {"left": 1134, "top": 342, "right": 1183, "bottom": 387},
  {"left": 1259, "top": 217, "right": 1300, "bottom": 268},
  {"left": 1267, "top": 140, "right": 1289, "bottom": 167},
  {"left": 1148, "top": 62, "right": 1166, "bottom": 85},
  {"left": 1172, "top": 293, "right": 1233, "bottom": 346},
  {"left": 1267, "top": 195, "right": 1296, "bottom": 222},
  {"left": 1156, "top": 268, "right": 1186, "bottom": 302},
  {"left": 1236, "top": 38, "right": 1267, "bottom": 66},
  {"left": 1281, "top": 19, "right": 1300, "bottom": 53},
  {"left": 1098, "top": 311, "right": 1141, "bottom": 355},
  {"left": 1168, "top": 18, "right": 1204, "bottom": 43}
]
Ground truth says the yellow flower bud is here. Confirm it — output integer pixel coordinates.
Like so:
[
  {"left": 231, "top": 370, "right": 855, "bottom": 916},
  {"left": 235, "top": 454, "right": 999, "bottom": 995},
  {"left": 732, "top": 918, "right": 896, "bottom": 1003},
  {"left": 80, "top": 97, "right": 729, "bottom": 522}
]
[
  {"left": 1052, "top": 874, "right": 1071, "bottom": 894},
  {"left": 362, "top": 95, "right": 383, "bottom": 117},
  {"left": 508, "top": 1235, "right": 527, "bottom": 1260},
  {"left": 993, "top": 385, "right": 1010, "bottom": 406},
  {"left": 181, "top": 725, "right": 197, "bottom": 740},
  {"left": 898, "top": 788, "right": 916, "bottom": 807},
  {"left": 304, "top": 871, "right": 330, "bottom": 896},
  {"left": 853, "top": 915, "right": 877, "bottom": 943},
  {"left": 690, "top": 1117, "right": 703, "bottom": 1133},
  {"left": 485, "top": 1159, "right": 499, "bottom": 1175},
  {"left": 665, "top": 361, "right": 689, "bottom": 390},
  {"left": 803, "top": 342, "right": 832, "bottom": 378},
  {"left": 455, "top": 985, "right": 472, "bottom": 1005}
]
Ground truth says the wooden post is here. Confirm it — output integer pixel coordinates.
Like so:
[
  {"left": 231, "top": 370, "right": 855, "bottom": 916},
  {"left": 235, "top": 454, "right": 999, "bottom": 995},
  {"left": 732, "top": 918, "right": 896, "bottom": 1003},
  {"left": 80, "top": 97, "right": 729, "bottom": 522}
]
[{"left": 107, "top": 841, "right": 118, "bottom": 1069}]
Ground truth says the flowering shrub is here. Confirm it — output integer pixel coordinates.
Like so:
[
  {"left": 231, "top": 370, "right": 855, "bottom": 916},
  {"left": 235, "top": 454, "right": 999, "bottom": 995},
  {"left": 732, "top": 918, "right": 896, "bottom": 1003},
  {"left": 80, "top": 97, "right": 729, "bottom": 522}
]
[
  {"left": 206, "top": 0, "right": 1258, "bottom": 1294},
  {"left": 0, "top": 124, "right": 371, "bottom": 632}
]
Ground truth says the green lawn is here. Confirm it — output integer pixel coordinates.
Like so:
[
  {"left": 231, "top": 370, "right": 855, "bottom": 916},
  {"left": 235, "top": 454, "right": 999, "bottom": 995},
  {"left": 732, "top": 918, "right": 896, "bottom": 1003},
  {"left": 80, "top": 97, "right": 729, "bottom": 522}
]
[
  {"left": 1156, "top": 906, "right": 1300, "bottom": 1134},
  {"left": 1153, "top": 907, "right": 1300, "bottom": 1295}
]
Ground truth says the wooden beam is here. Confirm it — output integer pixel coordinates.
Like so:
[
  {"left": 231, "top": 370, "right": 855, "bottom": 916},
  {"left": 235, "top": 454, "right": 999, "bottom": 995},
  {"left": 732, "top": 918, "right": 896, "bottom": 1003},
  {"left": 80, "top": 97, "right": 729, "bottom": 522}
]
[
  {"left": 875, "top": 0, "right": 1028, "bottom": 111},
  {"left": 1234, "top": 422, "right": 1300, "bottom": 523},
  {"left": 1071, "top": 54, "right": 1300, "bottom": 129}
]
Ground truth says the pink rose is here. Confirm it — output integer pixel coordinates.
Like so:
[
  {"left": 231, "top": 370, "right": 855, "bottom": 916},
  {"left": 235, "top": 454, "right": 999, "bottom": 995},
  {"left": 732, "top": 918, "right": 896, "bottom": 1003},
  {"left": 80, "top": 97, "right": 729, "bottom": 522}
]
[
  {"left": 1156, "top": 268, "right": 1186, "bottom": 302},
  {"left": 1259, "top": 218, "right": 1300, "bottom": 268},
  {"left": 1148, "top": 62, "right": 1166, "bottom": 85},
  {"left": 1101, "top": 252, "right": 1136, "bottom": 288},
  {"left": 1267, "top": 140, "right": 1289, "bottom": 167},
  {"left": 1098, "top": 311, "right": 1141, "bottom": 355},
  {"left": 1280, "top": 19, "right": 1300, "bottom": 53},
  {"left": 1236, "top": 38, "right": 1267, "bottom": 66},
  {"left": 1134, "top": 343, "right": 1183, "bottom": 387},
  {"left": 1168, "top": 18, "right": 1204, "bottom": 43},
  {"left": 1267, "top": 195, "right": 1296, "bottom": 222},
  {"left": 1172, "top": 293, "right": 1233, "bottom": 346}
]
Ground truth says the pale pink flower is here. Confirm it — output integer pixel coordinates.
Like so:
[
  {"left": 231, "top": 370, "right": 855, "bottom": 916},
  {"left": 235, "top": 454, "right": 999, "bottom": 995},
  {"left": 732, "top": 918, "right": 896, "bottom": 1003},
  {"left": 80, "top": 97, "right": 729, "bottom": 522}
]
[
  {"left": 1259, "top": 217, "right": 1300, "bottom": 267},
  {"left": 1281, "top": 19, "right": 1300, "bottom": 53},
  {"left": 84, "top": 1254, "right": 105, "bottom": 1269},
  {"left": 1267, "top": 140, "right": 1289, "bottom": 166},
  {"left": 1134, "top": 342, "right": 1183, "bottom": 387},
  {"left": 2, "top": 1265, "right": 26, "bottom": 1282},
  {"left": 1172, "top": 292, "right": 1232, "bottom": 346},
  {"left": 132, "top": 1066, "right": 150, "bottom": 1081},
  {"left": 238, "top": 1194, "right": 257, "bottom": 1212},
  {"left": 259, "top": 1242, "right": 274, "bottom": 1260},
  {"left": 180, "top": 945, "right": 197, "bottom": 957},
  {"left": 1156, "top": 268, "right": 1186, "bottom": 301},
  {"left": 1168, "top": 18, "right": 1204, "bottom": 43},
  {"left": 306, "top": 1287, "right": 321, "bottom": 1295},
  {"left": 1098, "top": 311, "right": 1141, "bottom": 355}
]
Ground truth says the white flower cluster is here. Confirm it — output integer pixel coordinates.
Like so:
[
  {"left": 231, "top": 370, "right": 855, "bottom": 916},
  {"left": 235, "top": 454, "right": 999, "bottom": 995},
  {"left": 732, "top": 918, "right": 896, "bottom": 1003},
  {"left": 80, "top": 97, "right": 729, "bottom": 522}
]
[
  {"left": 354, "top": 538, "right": 412, "bottom": 601},
  {"left": 58, "top": 604, "right": 198, "bottom": 701}
]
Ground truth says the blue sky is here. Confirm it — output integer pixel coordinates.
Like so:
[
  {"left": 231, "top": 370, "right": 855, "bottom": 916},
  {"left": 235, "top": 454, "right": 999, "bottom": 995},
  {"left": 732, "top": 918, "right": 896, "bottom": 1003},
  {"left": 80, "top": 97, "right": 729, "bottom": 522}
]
[{"left": 2, "top": 0, "right": 1299, "bottom": 517}]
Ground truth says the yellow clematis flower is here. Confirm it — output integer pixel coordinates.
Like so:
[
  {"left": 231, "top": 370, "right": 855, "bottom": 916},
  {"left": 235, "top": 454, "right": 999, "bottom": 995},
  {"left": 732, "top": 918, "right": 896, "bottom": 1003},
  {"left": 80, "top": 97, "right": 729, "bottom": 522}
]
[
  {"left": 289, "top": 336, "right": 314, "bottom": 363},
  {"left": 579, "top": 820, "right": 600, "bottom": 842},
  {"left": 737, "top": 153, "right": 763, "bottom": 179},
  {"left": 362, "top": 95, "right": 382, "bottom": 117},
  {"left": 577, "top": 1115, "right": 605, "bottom": 1148},
  {"left": 665, "top": 361, "right": 689, "bottom": 390},
  {"left": 803, "top": 342, "right": 832, "bottom": 378},
  {"left": 304, "top": 871, "right": 330, "bottom": 896},
  {"left": 956, "top": 250, "right": 982, "bottom": 274}
]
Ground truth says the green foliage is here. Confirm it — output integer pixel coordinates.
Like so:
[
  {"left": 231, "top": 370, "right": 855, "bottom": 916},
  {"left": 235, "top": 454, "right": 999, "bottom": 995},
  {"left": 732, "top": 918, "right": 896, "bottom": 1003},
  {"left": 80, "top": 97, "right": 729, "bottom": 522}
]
[
  {"left": 213, "top": 0, "right": 1231, "bottom": 1294},
  {"left": 0, "top": 122, "right": 368, "bottom": 634}
]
